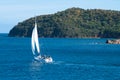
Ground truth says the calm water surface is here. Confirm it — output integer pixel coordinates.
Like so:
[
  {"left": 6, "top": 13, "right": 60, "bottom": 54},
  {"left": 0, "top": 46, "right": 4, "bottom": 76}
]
[{"left": 0, "top": 34, "right": 120, "bottom": 80}]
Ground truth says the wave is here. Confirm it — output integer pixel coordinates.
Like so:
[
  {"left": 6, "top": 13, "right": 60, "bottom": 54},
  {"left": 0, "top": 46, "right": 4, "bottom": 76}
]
[{"left": 52, "top": 61, "right": 120, "bottom": 69}]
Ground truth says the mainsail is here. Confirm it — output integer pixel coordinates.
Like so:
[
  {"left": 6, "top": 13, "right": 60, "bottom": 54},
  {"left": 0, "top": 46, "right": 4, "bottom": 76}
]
[{"left": 31, "top": 18, "right": 40, "bottom": 56}]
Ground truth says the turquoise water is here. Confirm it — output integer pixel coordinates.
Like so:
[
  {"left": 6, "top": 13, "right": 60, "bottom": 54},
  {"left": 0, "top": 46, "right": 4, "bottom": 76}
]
[{"left": 0, "top": 34, "right": 120, "bottom": 80}]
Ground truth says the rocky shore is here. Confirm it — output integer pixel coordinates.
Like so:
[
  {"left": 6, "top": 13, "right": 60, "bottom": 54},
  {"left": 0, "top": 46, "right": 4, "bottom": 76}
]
[{"left": 106, "top": 39, "right": 120, "bottom": 44}]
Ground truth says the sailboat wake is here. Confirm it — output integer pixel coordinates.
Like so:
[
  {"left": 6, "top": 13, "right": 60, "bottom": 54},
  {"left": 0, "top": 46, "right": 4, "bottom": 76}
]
[{"left": 31, "top": 16, "right": 53, "bottom": 63}]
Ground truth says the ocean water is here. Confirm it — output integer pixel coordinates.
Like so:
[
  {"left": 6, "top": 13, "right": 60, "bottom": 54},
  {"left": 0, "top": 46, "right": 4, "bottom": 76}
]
[{"left": 0, "top": 34, "right": 120, "bottom": 80}]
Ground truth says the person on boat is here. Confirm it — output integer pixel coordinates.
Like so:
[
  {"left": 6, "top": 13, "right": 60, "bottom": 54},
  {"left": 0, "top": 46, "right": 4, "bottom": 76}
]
[
  {"left": 42, "top": 55, "right": 51, "bottom": 59},
  {"left": 42, "top": 55, "right": 46, "bottom": 59}
]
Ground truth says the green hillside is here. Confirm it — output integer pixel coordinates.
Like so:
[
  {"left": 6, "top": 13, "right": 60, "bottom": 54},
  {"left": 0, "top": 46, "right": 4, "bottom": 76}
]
[{"left": 8, "top": 7, "right": 120, "bottom": 38}]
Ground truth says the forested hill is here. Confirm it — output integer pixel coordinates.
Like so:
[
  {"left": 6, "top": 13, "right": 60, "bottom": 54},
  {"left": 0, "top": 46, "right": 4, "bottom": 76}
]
[{"left": 8, "top": 7, "right": 120, "bottom": 38}]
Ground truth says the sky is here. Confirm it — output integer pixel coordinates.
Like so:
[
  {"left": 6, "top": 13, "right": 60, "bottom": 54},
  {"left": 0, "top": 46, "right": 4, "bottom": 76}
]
[{"left": 0, "top": 0, "right": 120, "bottom": 33}]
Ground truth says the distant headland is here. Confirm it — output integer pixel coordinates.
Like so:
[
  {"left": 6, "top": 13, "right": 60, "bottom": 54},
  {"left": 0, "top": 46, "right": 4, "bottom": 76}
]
[{"left": 8, "top": 7, "right": 120, "bottom": 38}]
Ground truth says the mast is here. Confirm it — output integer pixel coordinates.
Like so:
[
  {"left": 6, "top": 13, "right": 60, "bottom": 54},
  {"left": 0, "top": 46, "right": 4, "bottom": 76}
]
[{"left": 31, "top": 16, "right": 40, "bottom": 56}]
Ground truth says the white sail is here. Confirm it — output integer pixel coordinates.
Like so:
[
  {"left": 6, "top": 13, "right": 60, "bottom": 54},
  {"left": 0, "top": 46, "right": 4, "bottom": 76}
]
[{"left": 31, "top": 20, "right": 40, "bottom": 55}]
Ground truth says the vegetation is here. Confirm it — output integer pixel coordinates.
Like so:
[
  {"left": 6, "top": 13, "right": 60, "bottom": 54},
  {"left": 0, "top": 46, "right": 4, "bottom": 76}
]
[{"left": 8, "top": 7, "right": 120, "bottom": 38}]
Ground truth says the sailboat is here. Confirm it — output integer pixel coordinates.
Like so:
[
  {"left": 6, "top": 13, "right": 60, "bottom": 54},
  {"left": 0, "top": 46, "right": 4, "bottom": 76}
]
[{"left": 31, "top": 17, "right": 53, "bottom": 63}]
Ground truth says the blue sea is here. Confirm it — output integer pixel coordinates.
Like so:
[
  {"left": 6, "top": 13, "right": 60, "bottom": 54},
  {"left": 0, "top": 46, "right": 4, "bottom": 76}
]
[{"left": 0, "top": 34, "right": 120, "bottom": 80}]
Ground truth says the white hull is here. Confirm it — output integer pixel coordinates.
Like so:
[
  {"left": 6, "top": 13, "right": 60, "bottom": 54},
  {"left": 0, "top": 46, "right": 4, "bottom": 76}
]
[
  {"left": 44, "top": 57, "right": 53, "bottom": 63},
  {"left": 34, "top": 55, "right": 53, "bottom": 63}
]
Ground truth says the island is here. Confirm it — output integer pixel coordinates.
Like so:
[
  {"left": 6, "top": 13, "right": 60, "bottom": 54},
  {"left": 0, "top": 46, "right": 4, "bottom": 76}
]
[{"left": 8, "top": 7, "right": 120, "bottom": 38}]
